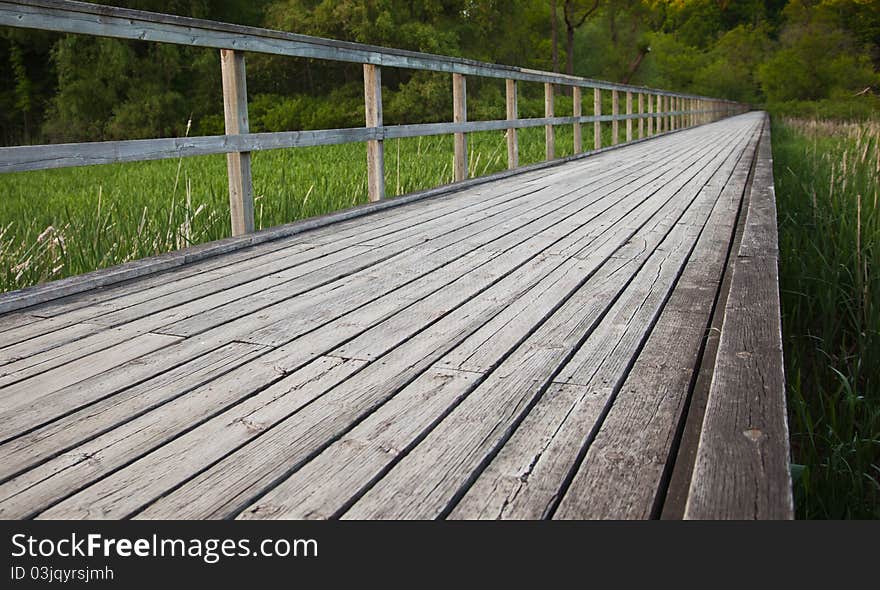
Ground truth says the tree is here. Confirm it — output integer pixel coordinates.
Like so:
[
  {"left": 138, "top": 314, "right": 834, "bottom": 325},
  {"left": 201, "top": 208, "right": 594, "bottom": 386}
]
[
  {"left": 551, "top": 0, "right": 559, "bottom": 71},
  {"left": 562, "top": 0, "right": 601, "bottom": 75}
]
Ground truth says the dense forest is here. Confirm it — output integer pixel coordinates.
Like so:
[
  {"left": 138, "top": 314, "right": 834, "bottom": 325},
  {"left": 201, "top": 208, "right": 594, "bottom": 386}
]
[{"left": 0, "top": 0, "right": 878, "bottom": 146}]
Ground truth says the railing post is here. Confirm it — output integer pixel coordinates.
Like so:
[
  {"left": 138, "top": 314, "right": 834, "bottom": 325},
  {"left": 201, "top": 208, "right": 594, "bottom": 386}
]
[
  {"left": 625, "top": 91, "right": 633, "bottom": 143},
  {"left": 665, "top": 95, "right": 670, "bottom": 131},
  {"left": 545, "top": 82, "right": 555, "bottom": 160},
  {"left": 673, "top": 97, "right": 678, "bottom": 130},
  {"left": 611, "top": 89, "right": 619, "bottom": 145},
  {"left": 647, "top": 93, "right": 653, "bottom": 135},
  {"left": 679, "top": 97, "right": 684, "bottom": 128},
  {"left": 654, "top": 94, "right": 663, "bottom": 133},
  {"left": 220, "top": 49, "right": 254, "bottom": 236},
  {"left": 638, "top": 93, "right": 644, "bottom": 139},
  {"left": 505, "top": 79, "right": 518, "bottom": 169},
  {"left": 594, "top": 88, "right": 602, "bottom": 150},
  {"left": 572, "top": 86, "right": 582, "bottom": 153},
  {"left": 452, "top": 72, "right": 467, "bottom": 182},
  {"left": 363, "top": 63, "right": 384, "bottom": 202}
]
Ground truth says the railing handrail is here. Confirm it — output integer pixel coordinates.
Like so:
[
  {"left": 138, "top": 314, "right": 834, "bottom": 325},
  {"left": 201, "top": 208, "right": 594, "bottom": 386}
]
[{"left": 0, "top": 0, "right": 748, "bottom": 236}]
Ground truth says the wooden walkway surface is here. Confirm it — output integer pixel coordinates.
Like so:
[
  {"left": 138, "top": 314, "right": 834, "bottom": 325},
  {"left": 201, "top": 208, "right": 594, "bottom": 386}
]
[{"left": 0, "top": 111, "right": 792, "bottom": 519}]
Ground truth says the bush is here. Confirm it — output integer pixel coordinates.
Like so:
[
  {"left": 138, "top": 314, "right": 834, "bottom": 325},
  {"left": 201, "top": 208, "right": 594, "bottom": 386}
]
[{"left": 767, "top": 94, "right": 880, "bottom": 121}]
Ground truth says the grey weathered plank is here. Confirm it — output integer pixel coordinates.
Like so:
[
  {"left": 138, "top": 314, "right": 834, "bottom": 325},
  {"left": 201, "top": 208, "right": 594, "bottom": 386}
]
[
  {"left": 453, "top": 73, "right": 468, "bottom": 182},
  {"left": 340, "top": 123, "right": 754, "bottom": 519},
  {"left": 220, "top": 48, "right": 254, "bottom": 236},
  {"left": 235, "top": 143, "right": 744, "bottom": 520},
  {"left": 0, "top": 341, "right": 267, "bottom": 483},
  {"left": 363, "top": 63, "right": 385, "bottom": 202},
  {"left": 0, "top": 113, "right": 709, "bottom": 174},
  {"left": 684, "top": 115, "right": 793, "bottom": 520},
  {"left": 3, "top": 355, "right": 365, "bottom": 519},
  {"left": 0, "top": 332, "right": 182, "bottom": 441},
  {"left": 0, "top": 114, "right": 772, "bottom": 522},
  {"left": 550, "top": 123, "right": 762, "bottom": 519},
  {"left": 0, "top": 131, "right": 697, "bottom": 441},
  {"left": 1, "top": 136, "right": 672, "bottom": 516},
  {"left": 45, "top": 124, "right": 739, "bottom": 519}
]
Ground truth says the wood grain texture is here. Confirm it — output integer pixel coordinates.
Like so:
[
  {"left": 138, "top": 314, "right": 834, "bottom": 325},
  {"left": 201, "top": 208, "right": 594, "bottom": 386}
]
[
  {"left": 612, "top": 90, "right": 619, "bottom": 146},
  {"left": 0, "top": 113, "right": 782, "bottom": 521},
  {"left": 572, "top": 86, "right": 582, "bottom": 154},
  {"left": 684, "top": 115, "right": 793, "bottom": 520},
  {"left": 506, "top": 79, "right": 518, "bottom": 169},
  {"left": 220, "top": 49, "right": 254, "bottom": 236},
  {"left": 626, "top": 91, "right": 633, "bottom": 142},
  {"left": 452, "top": 73, "right": 468, "bottom": 182},
  {"left": 552, "top": 123, "right": 761, "bottom": 520},
  {"left": 545, "top": 83, "right": 555, "bottom": 161},
  {"left": 364, "top": 63, "right": 385, "bottom": 202}
]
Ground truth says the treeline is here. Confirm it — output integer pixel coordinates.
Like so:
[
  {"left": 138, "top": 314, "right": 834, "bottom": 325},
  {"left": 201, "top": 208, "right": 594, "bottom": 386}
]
[{"left": 1, "top": 0, "right": 878, "bottom": 145}]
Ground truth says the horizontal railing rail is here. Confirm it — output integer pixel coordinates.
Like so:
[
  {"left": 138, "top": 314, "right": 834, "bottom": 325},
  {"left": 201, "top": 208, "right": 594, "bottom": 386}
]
[{"left": 0, "top": 0, "right": 748, "bottom": 236}]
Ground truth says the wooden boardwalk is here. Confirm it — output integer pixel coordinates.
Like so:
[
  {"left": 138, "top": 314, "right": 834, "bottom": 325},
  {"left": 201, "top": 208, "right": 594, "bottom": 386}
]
[{"left": 0, "top": 111, "right": 792, "bottom": 519}]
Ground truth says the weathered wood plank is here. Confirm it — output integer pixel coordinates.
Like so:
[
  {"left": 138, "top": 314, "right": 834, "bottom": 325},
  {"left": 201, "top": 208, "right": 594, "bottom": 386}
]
[
  {"left": 550, "top": 123, "right": 762, "bottom": 519},
  {"left": 333, "top": 125, "right": 755, "bottom": 519},
  {"left": 506, "top": 79, "right": 518, "bottom": 169},
  {"left": 220, "top": 49, "right": 254, "bottom": 236},
  {"left": 612, "top": 90, "right": 620, "bottom": 146},
  {"left": 49, "top": 124, "right": 740, "bottom": 519},
  {"left": 684, "top": 116, "right": 793, "bottom": 520},
  {"left": 453, "top": 73, "right": 468, "bottom": 182},
  {"left": 0, "top": 341, "right": 267, "bottom": 483},
  {"left": 638, "top": 93, "right": 644, "bottom": 138},
  {"left": 0, "top": 132, "right": 696, "bottom": 441},
  {"left": 572, "top": 86, "right": 582, "bottom": 154},
  {"left": 626, "top": 91, "right": 633, "bottom": 142},
  {"left": 364, "top": 64, "right": 385, "bottom": 202},
  {"left": 545, "top": 83, "right": 555, "bottom": 161}
]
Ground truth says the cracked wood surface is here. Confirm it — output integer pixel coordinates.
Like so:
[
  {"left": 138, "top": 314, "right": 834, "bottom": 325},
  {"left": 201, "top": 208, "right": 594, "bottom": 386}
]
[{"left": 0, "top": 112, "right": 790, "bottom": 519}]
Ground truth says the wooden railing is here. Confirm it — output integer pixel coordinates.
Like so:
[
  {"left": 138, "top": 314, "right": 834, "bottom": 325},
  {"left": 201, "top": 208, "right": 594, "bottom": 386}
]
[{"left": 0, "top": 0, "right": 748, "bottom": 236}]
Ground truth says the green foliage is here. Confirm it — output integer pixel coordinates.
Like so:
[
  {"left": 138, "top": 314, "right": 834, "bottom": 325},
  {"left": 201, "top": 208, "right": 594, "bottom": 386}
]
[
  {"left": 694, "top": 24, "right": 772, "bottom": 103},
  {"left": 758, "top": 7, "right": 877, "bottom": 102},
  {"left": 769, "top": 94, "right": 880, "bottom": 120},
  {"left": 641, "top": 32, "right": 708, "bottom": 91}
]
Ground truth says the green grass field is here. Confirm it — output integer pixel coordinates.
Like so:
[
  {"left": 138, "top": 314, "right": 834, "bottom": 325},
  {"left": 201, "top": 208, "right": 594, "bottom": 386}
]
[
  {"left": 0, "top": 124, "right": 612, "bottom": 293},
  {"left": 773, "top": 117, "right": 880, "bottom": 518}
]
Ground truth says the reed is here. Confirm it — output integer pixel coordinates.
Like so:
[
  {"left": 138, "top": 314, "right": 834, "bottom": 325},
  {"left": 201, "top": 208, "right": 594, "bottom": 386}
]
[{"left": 773, "top": 116, "right": 880, "bottom": 518}]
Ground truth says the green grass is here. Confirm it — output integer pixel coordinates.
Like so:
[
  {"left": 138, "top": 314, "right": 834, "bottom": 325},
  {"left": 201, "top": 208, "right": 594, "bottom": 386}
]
[{"left": 773, "top": 117, "right": 880, "bottom": 518}]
